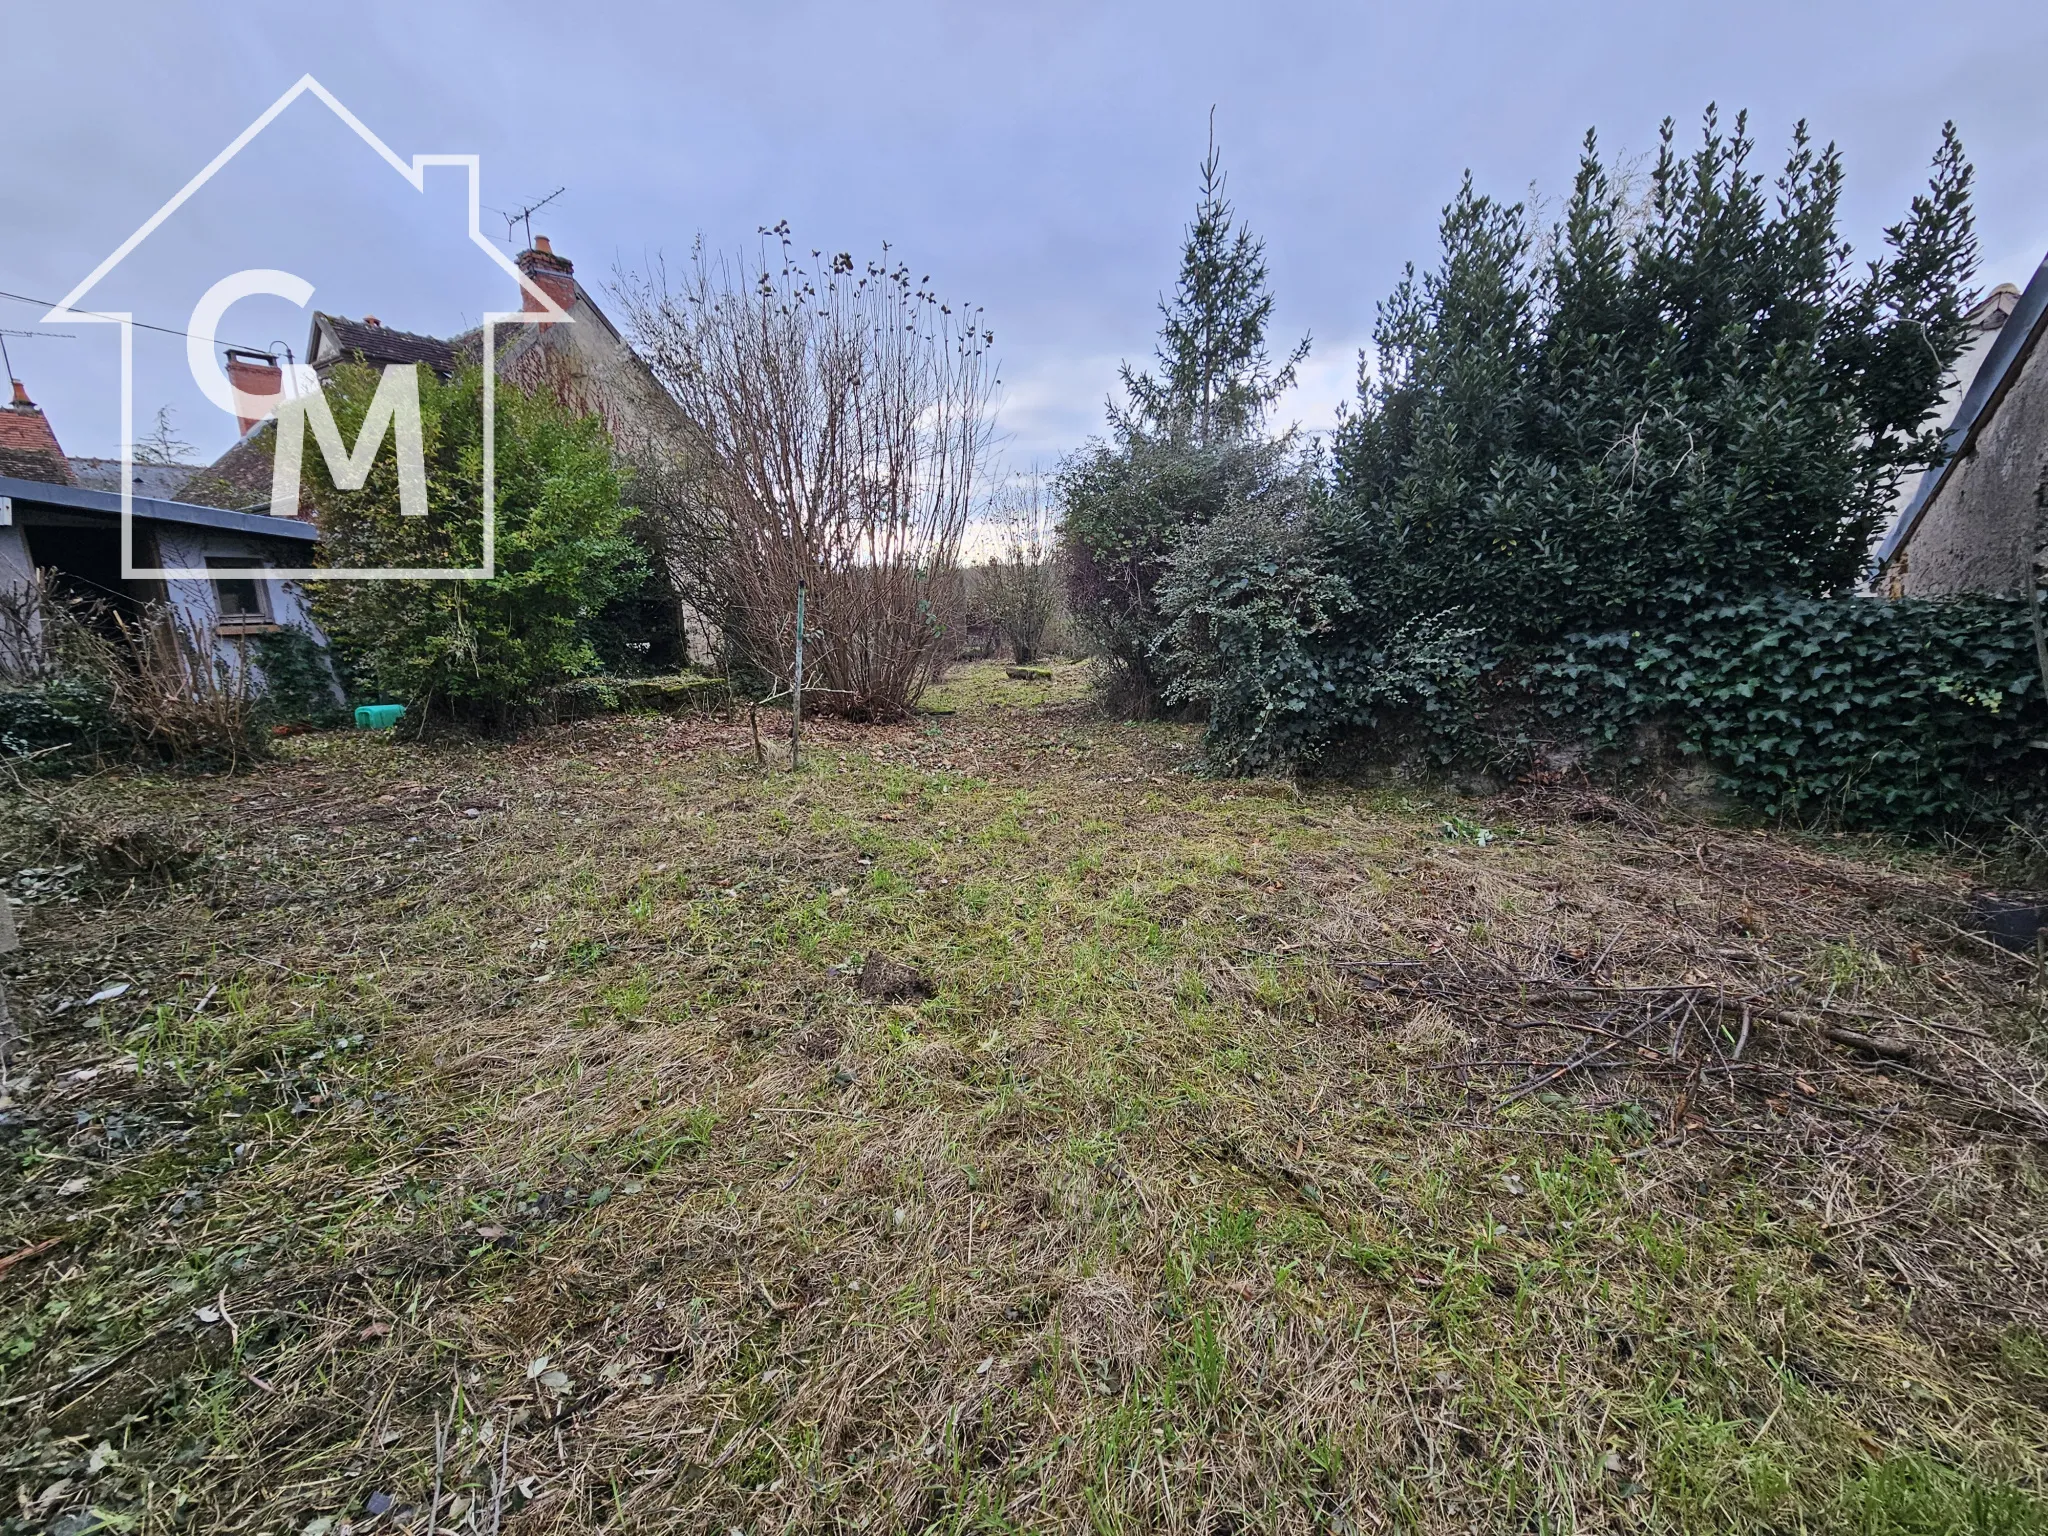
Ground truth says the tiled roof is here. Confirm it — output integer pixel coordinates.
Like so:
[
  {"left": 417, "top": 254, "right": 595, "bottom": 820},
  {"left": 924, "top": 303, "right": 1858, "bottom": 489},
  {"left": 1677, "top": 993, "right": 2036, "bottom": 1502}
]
[
  {"left": 311, "top": 313, "right": 460, "bottom": 377},
  {"left": 0, "top": 397, "right": 73, "bottom": 484},
  {"left": 176, "top": 425, "right": 279, "bottom": 512},
  {"left": 0, "top": 446, "right": 71, "bottom": 484}
]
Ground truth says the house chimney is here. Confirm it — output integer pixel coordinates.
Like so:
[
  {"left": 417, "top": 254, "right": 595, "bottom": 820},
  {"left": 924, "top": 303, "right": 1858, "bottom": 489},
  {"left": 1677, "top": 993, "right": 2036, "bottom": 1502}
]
[
  {"left": 516, "top": 235, "right": 577, "bottom": 317},
  {"left": 0, "top": 375, "right": 76, "bottom": 484},
  {"left": 363, "top": 316, "right": 382, "bottom": 327},
  {"left": 224, "top": 348, "right": 284, "bottom": 435}
]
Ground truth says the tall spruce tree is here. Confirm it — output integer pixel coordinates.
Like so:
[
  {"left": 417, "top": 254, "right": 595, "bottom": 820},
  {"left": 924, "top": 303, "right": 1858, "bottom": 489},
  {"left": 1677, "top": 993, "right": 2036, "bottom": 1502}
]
[
  {"left": 1119, "top": 112, "right": 1309, "bottom": 444},
  {"left": 1061, "top": 113, "right": 1314, "bottom": 710}
]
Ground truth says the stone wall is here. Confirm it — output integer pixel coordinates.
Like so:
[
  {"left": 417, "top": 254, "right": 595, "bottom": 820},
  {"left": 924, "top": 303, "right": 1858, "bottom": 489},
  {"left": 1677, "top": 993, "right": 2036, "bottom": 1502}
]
[{"left": 1898, "top": 320, "right": 2048, "bottom": 597}]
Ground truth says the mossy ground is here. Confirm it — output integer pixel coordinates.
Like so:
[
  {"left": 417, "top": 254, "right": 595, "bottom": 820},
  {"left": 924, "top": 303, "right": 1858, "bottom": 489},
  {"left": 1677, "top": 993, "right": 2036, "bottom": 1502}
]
[{"left": 3, "top": 660, "right": 2045, "bottom": 1534}]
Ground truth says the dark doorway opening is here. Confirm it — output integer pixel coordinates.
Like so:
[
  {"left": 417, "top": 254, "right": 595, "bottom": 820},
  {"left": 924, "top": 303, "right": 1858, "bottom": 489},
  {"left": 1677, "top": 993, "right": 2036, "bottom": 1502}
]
[
  {"left": 21, "top": 523, "right": 150, "bottom": 646},
  {"left": 22, "top": 525, "right": 133, "bottom": 607}
]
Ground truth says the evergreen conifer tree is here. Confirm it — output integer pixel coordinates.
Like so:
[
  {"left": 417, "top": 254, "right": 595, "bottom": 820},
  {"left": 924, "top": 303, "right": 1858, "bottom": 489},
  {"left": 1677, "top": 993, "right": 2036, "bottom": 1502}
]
[
  {"left": 1119, "top": 111, "right": 1309, "bottom": 444},
  {"left": 1167, "top": 108, "right": 1988, "bottom": 786},
  {"left": 1332, "top": 108, "right": 1978, "bottom": 635},
  {"left": 1060, "top": 112, "right": 1315, "bottom": 711}
]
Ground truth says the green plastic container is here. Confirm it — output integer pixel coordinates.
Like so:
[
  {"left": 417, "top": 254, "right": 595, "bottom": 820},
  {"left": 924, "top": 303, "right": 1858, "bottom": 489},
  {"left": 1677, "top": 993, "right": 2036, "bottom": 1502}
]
[{"left": 354, "top": 704, "right": 406, "bottom": 730}]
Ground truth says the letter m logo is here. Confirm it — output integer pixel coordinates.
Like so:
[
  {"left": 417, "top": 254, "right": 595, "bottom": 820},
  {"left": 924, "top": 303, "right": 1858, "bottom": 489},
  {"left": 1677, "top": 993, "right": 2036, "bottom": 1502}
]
[{"left": 269, "top": 363, "right": 428, "bottom": 520}]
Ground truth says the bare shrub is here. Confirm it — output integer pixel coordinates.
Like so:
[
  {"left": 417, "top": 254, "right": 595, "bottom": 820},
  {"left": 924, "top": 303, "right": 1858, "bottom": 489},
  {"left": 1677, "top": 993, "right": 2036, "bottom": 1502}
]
[
  {"left": 0, "top": 579, "right": 44, "bottom": 686},
  {"left": 0, "top": 571, "right": 107, "bottom": 687},
  {"left": 109, "top": 608, "right": 264, "bottom": 769},
  {"left": 0, "top": 575, "right": 261, "bottom": 770},
  {"left": 0, "top": 575, "right": 126, "bottom": 769},
  {"left": 623, "top": 227, "right": 996, "bottom": 720},
  {"left": 974, "top": 476, "right": 1064, "bottom": 664}
]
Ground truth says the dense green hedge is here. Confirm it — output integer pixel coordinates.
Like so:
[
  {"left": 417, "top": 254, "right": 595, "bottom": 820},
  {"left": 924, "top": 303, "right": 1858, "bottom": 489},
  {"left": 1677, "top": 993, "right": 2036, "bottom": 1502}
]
[
  {"left": 251, "top": 625, "right": 349, "bottom": 730},
  {"left": 1133, "top": 109, "right": 2019, "bottom": 835},
  {"left": 305, "top": 364, "right": 646, "bottom": 731},
  {"left": 1531, "top": 594, "right": 2048, "bottom": 830}
]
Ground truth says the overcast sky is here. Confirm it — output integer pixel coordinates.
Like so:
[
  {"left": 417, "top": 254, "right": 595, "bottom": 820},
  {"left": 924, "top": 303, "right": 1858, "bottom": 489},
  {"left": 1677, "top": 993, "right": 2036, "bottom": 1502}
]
[{"left": 4, "top": 0, "right": 2046, "bottom": 474}]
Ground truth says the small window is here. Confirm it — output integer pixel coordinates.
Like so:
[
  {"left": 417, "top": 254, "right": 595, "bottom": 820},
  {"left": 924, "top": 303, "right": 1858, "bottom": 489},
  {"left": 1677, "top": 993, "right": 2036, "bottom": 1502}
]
[{"left": 207, "top": 557, "right": 271, "bottom": 625}]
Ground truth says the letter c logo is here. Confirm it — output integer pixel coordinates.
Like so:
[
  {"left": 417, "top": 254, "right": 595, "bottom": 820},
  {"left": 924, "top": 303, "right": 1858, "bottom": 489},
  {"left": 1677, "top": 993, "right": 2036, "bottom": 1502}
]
[{"left": 187, "top": 269, "right": 315, "bottom": 422}]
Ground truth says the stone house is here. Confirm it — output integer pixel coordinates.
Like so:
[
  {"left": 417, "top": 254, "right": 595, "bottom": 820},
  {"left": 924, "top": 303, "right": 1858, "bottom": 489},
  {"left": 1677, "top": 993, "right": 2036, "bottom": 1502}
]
[
  {"left": 486, "top": 237, "right": 688, "bottom": 463},
  {"left": 1871, "top": 254, "right": 2048, "bottom": 597}
]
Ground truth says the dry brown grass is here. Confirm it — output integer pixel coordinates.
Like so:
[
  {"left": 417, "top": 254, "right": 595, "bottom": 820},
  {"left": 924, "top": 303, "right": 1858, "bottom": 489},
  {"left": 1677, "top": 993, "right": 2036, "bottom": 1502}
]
[
  {"left": 2, "top": 659, "right": 2045, "bottom": 1534},
  {"left": 1, "top": 574, "right": 265, "bottom": 771}
]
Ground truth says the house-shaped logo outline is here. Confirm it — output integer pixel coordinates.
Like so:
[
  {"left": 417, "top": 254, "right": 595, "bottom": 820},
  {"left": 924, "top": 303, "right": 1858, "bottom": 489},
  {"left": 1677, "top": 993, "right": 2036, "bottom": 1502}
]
[{"left": 43, "top": 74, "right": 570, "bottom": 582}]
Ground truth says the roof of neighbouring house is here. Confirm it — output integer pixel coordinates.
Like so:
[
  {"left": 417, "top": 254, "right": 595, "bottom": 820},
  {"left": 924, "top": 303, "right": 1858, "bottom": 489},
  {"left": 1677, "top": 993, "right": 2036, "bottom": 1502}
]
[
  {"left": 174, "top": 426, "right": 278, "bottom": 512},
  {"left": 0, "top": 445, "right": 70, "bottom": 484},
  {"left": 0, "top": 472, "right": 319, "bottom": 543},
  {"left": 308, "top": 312, "right": 461, "bottom": 378},
  {"left": 176, "top": 238, "right": 678, "bottom": 500},
  {"left": 68, "top": 456, "right": 204, "bottom": 500},
  {"left": 0, "top": 382, "right": 74, "bottom": 486},
  {"left": 180, "top": 311, "right": 457, "bottom": 510},
  {"left": 1874, "top": 255, "right": 2048, "bottom": 572}
]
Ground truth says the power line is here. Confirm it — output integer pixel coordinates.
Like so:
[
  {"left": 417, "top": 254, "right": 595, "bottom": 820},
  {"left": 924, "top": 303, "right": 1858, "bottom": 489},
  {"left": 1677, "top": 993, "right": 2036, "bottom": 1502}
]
[{"left": 0, "top": 288, "right": 273, "bottom": 356}]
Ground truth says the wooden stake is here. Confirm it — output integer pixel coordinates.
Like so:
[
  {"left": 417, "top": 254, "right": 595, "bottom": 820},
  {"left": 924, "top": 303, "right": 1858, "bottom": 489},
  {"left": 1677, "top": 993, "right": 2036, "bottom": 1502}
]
[{"left": 790, "top": 580, "right": 806, "bottom": 771}]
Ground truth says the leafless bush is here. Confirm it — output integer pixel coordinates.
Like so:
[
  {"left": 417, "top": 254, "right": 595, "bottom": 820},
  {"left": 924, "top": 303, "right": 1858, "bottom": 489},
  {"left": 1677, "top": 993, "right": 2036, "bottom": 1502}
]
[
  {"left": 622, "top": 227, "right": 997, "bottom": 719},
  {"left": 0, "top": 571, "right": 104, "bottom": 686},
  {"left": 975, "top": 476, "right": 1064, "bottom": 664},
  {"left": 0, "top": 575, "right": 262, "bottom": 770},
  {"left": 110, "top": 608, "right": 264, "bottom": 768}
]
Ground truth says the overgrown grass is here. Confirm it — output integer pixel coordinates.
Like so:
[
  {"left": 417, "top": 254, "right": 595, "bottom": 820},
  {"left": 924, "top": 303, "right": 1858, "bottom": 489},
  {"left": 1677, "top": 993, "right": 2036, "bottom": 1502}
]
[{"left": 2, "top": 661, "right": 2045, "bottom": 1534}]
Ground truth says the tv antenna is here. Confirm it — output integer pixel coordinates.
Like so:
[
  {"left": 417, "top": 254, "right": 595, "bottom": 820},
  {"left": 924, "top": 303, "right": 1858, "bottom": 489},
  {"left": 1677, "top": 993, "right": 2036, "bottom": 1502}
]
[
  {"left": 490, "top": 187, "right": 565, "bottom": 250},
  {"left": 0, "top": 328, "right": 76, "bottom": 384}
]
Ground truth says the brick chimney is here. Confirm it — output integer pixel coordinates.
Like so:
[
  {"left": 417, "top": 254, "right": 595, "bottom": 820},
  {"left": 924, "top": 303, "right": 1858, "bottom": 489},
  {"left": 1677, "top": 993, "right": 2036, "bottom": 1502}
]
[
  {"left": 224, "top": 349, "right": 284, "bottom": 435},
  {"left": 0, "top": 376, "right": 75, "bottom": 484},
  {"left": 516, "top": 234, "right": 577, "bottom": 316}
]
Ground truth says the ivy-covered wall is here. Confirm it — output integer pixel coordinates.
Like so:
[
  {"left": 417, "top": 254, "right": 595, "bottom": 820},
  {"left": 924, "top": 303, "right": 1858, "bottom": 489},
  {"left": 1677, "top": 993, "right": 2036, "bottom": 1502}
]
[{"left": 1531, "top": 594, "right": 2048, "bottom": 831}]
